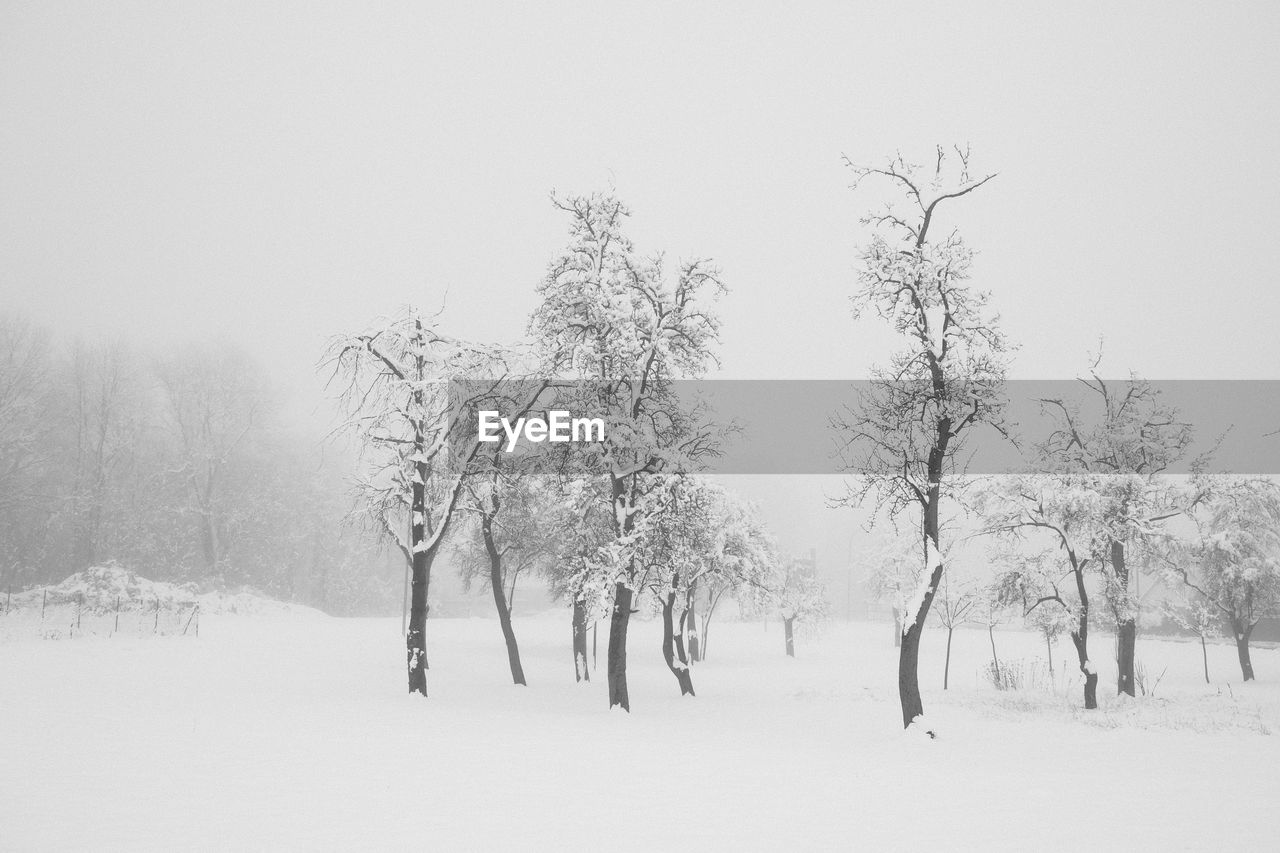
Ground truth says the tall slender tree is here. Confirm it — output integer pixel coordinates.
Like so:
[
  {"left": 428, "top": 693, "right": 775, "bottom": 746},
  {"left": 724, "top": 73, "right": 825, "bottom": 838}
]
[{"left": 834, "top": 147, "right": 1009, "bottom": 729}]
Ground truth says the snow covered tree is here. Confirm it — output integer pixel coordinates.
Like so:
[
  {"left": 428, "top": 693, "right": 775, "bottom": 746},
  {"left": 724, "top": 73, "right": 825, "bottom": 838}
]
[
  {"left": 1160, "top": 590, "right": 1219, "bottom": 684},
  {"left": 770, "top": 555, "right": 828, "bottom": 658},
  {"left": 325, "top": 308, "right": 547, "bottom": 696},
  {"left": 633, "top": 475, "right": 717, "bottom": 695},
  {"left": 866, "top": 535, "right": 929, "bottom": 649},
  {"left": 1027, "top": 600, "right": 1072, "bottom": 678},
  {"left": 1037, "top": 370, "right": 1192, "bottom": 696},
  {"left": 529, "top": 192, "right": 724, "bottom": 711},
  {"left": 630, "top": 476, "right": 777, "bottom": 694},
  {"left": 693, "top": 491, "right": 777, "bottom": 662},
  {"left": 454, "top": 461, "right": 562, "bottom": 686},
  {"left": 834, "top": 147, "right": 1009, "bottom": 728},
  {"left": 980, "top": 595, "right": 1013, "bottom": 688},
  {"left": 1164, "top": 476, "right": 1280, "bottom": 682},
  {"left": 977, "top": 473, "right": 1110, "bottom": 708},
  {"left": 539, "top": 475, "right": 614, "bottom": 683},
  {"left": 933, "top": 569, "right": 978, "bottom": 690},
  {"left": 692, "top": 574, "right": 734, "bottom": 662}
]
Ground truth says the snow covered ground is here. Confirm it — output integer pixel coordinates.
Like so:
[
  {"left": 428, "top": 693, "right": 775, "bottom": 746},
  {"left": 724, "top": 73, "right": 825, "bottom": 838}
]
[{"left": 2, "top": 610, "right": 1276, "bottom": 850}]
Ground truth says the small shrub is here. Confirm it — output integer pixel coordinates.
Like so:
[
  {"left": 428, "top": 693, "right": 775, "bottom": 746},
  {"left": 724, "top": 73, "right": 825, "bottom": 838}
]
[{"left": 984, "top": 658, "right": 1053, "bottom": 691}]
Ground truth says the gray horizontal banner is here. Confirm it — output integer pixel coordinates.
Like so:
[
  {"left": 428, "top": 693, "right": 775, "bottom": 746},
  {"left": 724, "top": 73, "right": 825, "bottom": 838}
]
[{"left": 446, "top": 380, "right": 1280, "bottom": 475}]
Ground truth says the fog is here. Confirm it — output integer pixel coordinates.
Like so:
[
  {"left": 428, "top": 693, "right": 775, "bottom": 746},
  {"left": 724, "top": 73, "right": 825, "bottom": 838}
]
[{"left": 3, "top": 0, "right": 1280, "bottom": 603}]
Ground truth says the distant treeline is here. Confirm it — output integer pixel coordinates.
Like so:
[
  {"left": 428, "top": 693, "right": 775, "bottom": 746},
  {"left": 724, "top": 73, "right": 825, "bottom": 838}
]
[{"left": 0, "top": 313, "right": 398, "bottom": 614}]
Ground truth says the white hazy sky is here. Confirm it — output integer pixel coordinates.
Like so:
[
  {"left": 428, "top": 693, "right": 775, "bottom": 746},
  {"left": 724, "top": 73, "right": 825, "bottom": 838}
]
[
  {"left": 4, "top": 2, "right": 1279, "bottom": 391},
  {"left": 3, "top": 2, "right": 1279, "bottom": 573}
]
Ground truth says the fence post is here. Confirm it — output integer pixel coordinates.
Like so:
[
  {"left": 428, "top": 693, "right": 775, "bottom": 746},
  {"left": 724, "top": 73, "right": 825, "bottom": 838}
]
[
  {"left": 41, "top": 588, "right": 47, "bottom": 620},
  {"left": 153, "top": 597, "right": 160, "bottom": 633}
]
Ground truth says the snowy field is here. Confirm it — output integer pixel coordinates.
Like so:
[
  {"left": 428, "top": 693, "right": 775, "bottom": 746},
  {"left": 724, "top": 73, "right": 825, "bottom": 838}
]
[{"left": 2, "top": 612, "right": 1277, "bottom": 851}]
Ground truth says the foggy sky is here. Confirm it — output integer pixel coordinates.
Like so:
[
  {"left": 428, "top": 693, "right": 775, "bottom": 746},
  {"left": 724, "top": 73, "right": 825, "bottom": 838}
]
[{"left": 3, "top": 1, "right": 1279, "bottom": 576}]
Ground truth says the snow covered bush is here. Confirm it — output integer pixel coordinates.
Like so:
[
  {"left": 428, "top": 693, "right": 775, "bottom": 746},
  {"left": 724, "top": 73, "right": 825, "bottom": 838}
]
[{"left": 1162, "top": 475, "right": 1280, "bottom": 682}]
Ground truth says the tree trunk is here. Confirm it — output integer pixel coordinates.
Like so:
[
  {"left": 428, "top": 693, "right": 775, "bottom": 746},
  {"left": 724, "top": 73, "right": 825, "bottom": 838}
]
[
  {"left": 943, "top": 626, "right": 953, "bottom": 690},
  {"left": 1069, "top": 556, "right": 1097, "bottom": 709},
  {"left": 988, "top": 624, "right": 999, "bottom": 674},
  {"left": 406, "top": 562, "right": 429, "bottom": 694},
  {"left": 1201, "top": 634, "right": 1210, "bottom": 684},
  {"left": 481, "top": 511, "right": 525, "bottom": 686},
  {"left": 607, "top": 582, "right": 632, "bottom": 710},
  {"left": 784, "top": 615, "right": 795, "bottom": 657},
  {"left": 400, "top": 557, "right": 410, "bottom": 637},
  {"left": 592, "top": 620, "right": 597, "bottom": 670},
  {"left": 1235, "top": 622, "right": 1255, "bottom": 682},
  {"left": 1115, "top": 619, "right": 1136, "bottom": 697},
  {"left": 1111, "top": 539, "right": 1136, "bottom": 697},
  {"left": 1045, "top": 634, "right": 1054, "bottom": 676},
  {"left": 699, "top": 586, "right": 721, "bottom": 663},
  {"left": 1069, "top": 630, "right": 1098, "bottom": 710},
  {"left": 406, "top": 464, "right": 430, "bottom": 696},
  {"left": 407, "top": 455, "right": 442, "bottom": 696},
  {"left": 892, "top": 607, "right": 902, "bottom": 647},
  {"left": 897, "top": 479, "right": 947, "bottom": 729},
  {"left": 661, "top": 586, "right": 695, "bottom": 696},
  {"left": 572, "top": 598, "right": 590, "bottom": 682},
  {"left": 685, "top": 584, "right": 700, "bottom": 663},
  {"left": 200, "top": 508, "right": 220, "bottom": 574},
  {"left": 899, "top": 619, "right": 925, "bottom": 726}
]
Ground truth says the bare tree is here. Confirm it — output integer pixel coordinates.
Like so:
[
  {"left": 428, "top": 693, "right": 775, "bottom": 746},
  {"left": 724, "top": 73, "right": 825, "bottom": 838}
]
[
  {"left": 933, "top": 570, "right": 978, "bottom": 690},
  {"left": 66, "top": 339, "right": 140, "bottom": 569},
  {"left": 155, "top": 344, "right": 267, "bottom": 579},
  {"left": 834, "top": 147, "right": 1009, "bottom": 729},
  {"left": 0, "top": 314, "right": 386, "bottom": 604},
  {"left": 1161, "top": 591, "right": 1219, "bottom": 685},
  {"left": 0, "top": 315, "right": 56, "bottom": 587}
]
